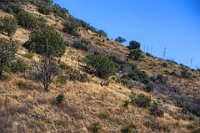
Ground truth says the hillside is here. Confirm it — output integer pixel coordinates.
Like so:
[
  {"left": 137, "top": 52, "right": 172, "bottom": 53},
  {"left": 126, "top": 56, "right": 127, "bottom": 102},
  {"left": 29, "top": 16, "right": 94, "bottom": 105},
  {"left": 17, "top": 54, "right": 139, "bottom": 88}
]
[{"left": 0, "top": 1, "right": 200, "bottom": 133}]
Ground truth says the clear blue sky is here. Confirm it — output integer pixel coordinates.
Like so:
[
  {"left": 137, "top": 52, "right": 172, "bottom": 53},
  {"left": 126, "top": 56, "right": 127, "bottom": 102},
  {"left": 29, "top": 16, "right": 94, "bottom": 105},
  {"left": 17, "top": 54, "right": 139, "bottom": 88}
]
[{"left": 54, "top": 0, "right": 200, "bottom": 68}]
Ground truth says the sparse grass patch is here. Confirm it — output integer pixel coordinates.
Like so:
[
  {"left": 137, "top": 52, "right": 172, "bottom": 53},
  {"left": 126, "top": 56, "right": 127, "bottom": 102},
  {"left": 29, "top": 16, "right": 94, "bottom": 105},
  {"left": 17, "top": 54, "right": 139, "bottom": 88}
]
[
  {"left": 16, "top": 80, "right": 34, "bottom": 90},
  {"left": 149, "top": 102, "right": 164, "bottom": 117},
  {"left": 98, "top": 112, "right": 110, "bottom": 119},
  {"left": 121, "top": 123, "right": 137, "bottom": 133},
  {"left": 56, "top": 75, "right": 67, "bottom": 85}
]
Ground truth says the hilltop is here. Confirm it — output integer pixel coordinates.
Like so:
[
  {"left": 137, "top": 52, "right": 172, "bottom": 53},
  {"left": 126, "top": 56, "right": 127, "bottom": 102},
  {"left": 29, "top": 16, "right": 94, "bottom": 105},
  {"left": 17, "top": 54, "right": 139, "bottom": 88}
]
[{"left": 0, "top": 0, "right": 200, "bottom": 133}]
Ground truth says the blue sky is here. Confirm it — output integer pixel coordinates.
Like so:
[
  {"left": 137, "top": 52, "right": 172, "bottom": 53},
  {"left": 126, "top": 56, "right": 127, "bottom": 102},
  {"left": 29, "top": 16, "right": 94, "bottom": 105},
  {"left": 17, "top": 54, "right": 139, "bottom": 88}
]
[{"left": 54, "top": 0, "right": 200, "bottom": 68}]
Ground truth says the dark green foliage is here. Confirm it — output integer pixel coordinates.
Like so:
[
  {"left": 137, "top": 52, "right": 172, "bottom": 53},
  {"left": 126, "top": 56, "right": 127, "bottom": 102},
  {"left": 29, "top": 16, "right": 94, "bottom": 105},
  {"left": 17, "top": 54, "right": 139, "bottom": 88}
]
[
  {"left": 86, "top": 54, "right": 116, "bottom": 79},
  {"left": 56, "top": 94, "right": 65, "bottom": 104},
  {"left": 130, "top": 92, "right": 151, "bottom": 108},
  {"left": 24, "top": 52, "right": 34, "bottom": 59},
  {"left": 149, "top": 102, "right": 164, "bottom": 117},
  {"left": 145, "top": 83, "right": 154, "bottom": 92},
  {"left": 129, "top": 49, "right": 143, "bottom": 60},
  {"left": 63, "top": 18, "right": 80, "bottom": 37},
  {"left": 53, "top": 4, "right": 69, "bottom": 19},
  {"left": 38, "top": 5, "right": 52, "bottom": 15},
  {"left": 0, "top": 40, "right": 16, "bottom": 78},
  {"left": 115, "top": 36, "right": 126, "bottom": 43},
  {"left": 72, "top": 39, "right": 89, "bottom": 51},
  {"left": 120, "top": 76, "right": 135, "bottom": 89},
  {"left": 121, "top": 124, "right": 137, "bottom": 133},
  {"left": 90, "top": 122, "right": 101, "bottom": 133},
  {"left": 0, "top": 0, "right": 21, "bottom": 13},
  {"left": 16, "top": 10, "right": 38, "bottom": 30},
  {"left": 161, "top": 62, "right": 168, "bottom": 67},
  {"left": 128, "top": 40, "right": 141, "bottom": 50},
  {"left": 0, "top": 16, "right": 17, "bottom": 37},
  {"left": 128, "top": 67, "right": 147, "bottom": 82},
  {"left": 96, "top": 30, "right": 107, "bottom": 37},
  {"left": 123, "top": 100, "right": 130, "bottom": 108},
  {"left": 9, "top": 59, "right": 28, "bottom": 73},
  {"left": 146, "top": 52, "right": 153, "bottom": 57},
  {"left": 24, "top": 27, "right": 66, "bottom": 57}
]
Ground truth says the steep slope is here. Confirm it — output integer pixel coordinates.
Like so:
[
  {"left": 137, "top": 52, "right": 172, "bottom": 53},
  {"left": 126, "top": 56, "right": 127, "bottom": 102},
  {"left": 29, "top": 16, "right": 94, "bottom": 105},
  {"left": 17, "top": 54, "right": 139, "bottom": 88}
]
[{"left": 0, "top": 1, "right": 200, "bottom": 133}]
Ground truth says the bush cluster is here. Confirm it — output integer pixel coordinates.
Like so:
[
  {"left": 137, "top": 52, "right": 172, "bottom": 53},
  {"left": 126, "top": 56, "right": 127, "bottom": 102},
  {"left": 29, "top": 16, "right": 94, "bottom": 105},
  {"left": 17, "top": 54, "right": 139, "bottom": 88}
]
[
  {"left": 23, "top": 26, "right": 66, "bottom": 57},
  {"left": 86, "top": 54, "right": 116, "bottom": 79},
  {"left": 128, "top": 40, "right": 143, "bottom": 60},
  {"left": 9, "top": 59, "right": 28, "bottom": 73},
  {"left": 16, "top": 10, "right": 38, "bottom": 30},
  {"left": 130, "top": 92, "right": 151, "bottom": 108},
  {"left": 71, "top": 39, "right": 90, "bottom": 51},
  {"left": 0, "top": 16, "right": 18, "bottom": 37}
]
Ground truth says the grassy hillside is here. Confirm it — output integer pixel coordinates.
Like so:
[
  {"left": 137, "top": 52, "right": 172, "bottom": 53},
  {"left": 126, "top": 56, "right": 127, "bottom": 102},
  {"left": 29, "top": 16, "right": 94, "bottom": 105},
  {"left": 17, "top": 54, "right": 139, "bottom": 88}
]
[{"left": 0, "top": 0, "right": 200, "bottom": 133}]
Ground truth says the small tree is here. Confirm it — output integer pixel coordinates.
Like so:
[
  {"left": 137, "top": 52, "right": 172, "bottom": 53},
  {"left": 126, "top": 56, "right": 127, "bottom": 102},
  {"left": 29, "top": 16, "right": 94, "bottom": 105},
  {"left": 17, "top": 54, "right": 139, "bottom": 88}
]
[
  {"left": 115, "top": 36, "right": 126, "bottom": 43},
  {"left": 0, "top": 40, "right": 16, "bottom": 78},
  {"left": 63, "top": 18, "right": 80, "bottom": 37},
  {"left": 30, "top": 55, "right": 59, "bottom": 91},
  {"left": 96, "top": 30, "right": 107, "bottom": 37},
  {"left": 0, "top": 16, "right": 17, "bottom": 37},
  {"left": 128, "top": 40, "right": 141, "bottom": 50},
  {"left": 86, "top": 54, "right": 116, "bottom": 79},
  {"left": 24, "top": 27, "right": 66, "bottom": 57},
  {"left": 16, "top": 10, "right": 38, "bottom": 30}
]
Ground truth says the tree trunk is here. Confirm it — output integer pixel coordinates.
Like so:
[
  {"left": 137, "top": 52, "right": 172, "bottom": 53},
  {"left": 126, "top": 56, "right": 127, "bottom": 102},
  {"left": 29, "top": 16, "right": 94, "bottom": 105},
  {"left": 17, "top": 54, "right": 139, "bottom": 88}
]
[
  {"left": 0, "top": 70, "right": 3, "bottom": 78},
  {"left": 43, "top": 83, "right": 50, "bottom": 92}
]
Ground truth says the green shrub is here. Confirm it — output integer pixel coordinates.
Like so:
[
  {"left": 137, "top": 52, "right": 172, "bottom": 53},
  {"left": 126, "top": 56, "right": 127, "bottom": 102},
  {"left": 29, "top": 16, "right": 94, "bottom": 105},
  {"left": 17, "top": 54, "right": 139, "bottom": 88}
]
[
  {"left": 120, "top": 76, "right": 135, "bottom": 89},
  {"left": 86, "top": 54, "right": 116, "bottom": 79},
  {"left": 0, "top": 15, "right": 17, "bottom": 37},
  {"left": 115, "top": 36, "right": 126, "bottom": 43},
  {"left": 23, "top": 27, "right": 66, "bottom": 57},
  {"left": 161, "top": 62, "right": 168, "bottom": 67},
  {"left": 56, "top": 94, "right": 65, "bottom": 104},
  {"left": 16, "top": 10, "right": 38, "bottom": 30},
  {"left": 146, "top": 52, "right": 153, "bottom": 57},
  {"left": 130, "top": 92, "right": 151, "bottom": 108},
  {"left": 123, "top": 100, "right": 130, "bottom": 108},
  {"left": 128, "top": 67, "right": 147, "bottom": 82},
  {"left": 63, "top": 18, "right": 79, "bottom": 37},
  {"left": 121, "top": 123, "right": 137, "bottom": 133},
  {"left": 129, "top": 49, "right": 143, "bottom": 60},
  {"left": 24, "top": 52, "right": 34, "bottom": 59},
  {"left": 9, "top": 59, "right": 28, "bottom": 73},
  {"left": 128, "top": 40, "right": 141, "bottom": 50},
  {"left": 145, "top": 83, "right": 154, "bottom": 92},
  {"left": 38, "top": 5, "right": 52, "bottom": 15},
  {"left": 90, "top": 122, "right": 101, "bottom": 133},
  {"left": 53, "top": 4, "right": 68, "bottom": 19},
  {"left": 149, "top": 102, "right": 164, "bottom": 117},
  {"left": 72, "top": 39, "right": 89, "bottom": 51},
  {"left": 96, "top": 30, "right": 107, "bottom": 37},
  {"left": 0, "top": 40, "right": 16, "bottom": 78}
]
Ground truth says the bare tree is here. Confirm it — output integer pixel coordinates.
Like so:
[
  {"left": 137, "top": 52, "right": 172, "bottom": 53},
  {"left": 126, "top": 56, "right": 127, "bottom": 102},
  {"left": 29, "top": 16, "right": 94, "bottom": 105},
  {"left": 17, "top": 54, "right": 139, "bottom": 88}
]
[{"left": 29, "top": 55, "right": 59, "bottom": 91}]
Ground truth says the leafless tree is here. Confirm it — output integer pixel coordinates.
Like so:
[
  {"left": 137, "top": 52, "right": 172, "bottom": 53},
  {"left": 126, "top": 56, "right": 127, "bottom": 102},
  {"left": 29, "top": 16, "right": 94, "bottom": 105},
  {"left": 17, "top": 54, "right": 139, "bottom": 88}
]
[{"left": 29, "top": 55, "right": 59, "bottom": 91}]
